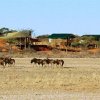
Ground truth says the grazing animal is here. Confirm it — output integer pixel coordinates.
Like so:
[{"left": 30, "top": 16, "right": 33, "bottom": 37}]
[
  {"left": 9, "top": 58, "right": 15, "bottom": 65},
  {"left": 0, "top": 56, "right": 15, "bottom": 67},
  {"left": 0, "top": 59, "right": 5, "bottom": 68},
  {"left": 53, "top": 59, "right": 64, "bottom": 67},
  {"left": 31, "top": 58, "right": 44, "bottom": 67},
  {"left": 4, "top": 57, "right": 15, "bottom": 66},
  {"left": 31, "top": 58, "right": 64, "bottom": 67},
  {"left": 53, "top": 59, "right": 60, "bottom": 66},
  {"left": 43, "top": 58, "right": 53, "bottom": 66},
  {"left": 60, "top": 59, "right": 64, "bottom": 66}
]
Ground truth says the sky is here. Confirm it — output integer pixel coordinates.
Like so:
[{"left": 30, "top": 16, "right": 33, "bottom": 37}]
[{"left": 0, "top": 0, "right": 100, "bottom": 36}]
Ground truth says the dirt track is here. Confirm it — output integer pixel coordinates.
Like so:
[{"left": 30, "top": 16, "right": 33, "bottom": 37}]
[{"left": 0, "top": 58, "right": 100, "bottom": 100}]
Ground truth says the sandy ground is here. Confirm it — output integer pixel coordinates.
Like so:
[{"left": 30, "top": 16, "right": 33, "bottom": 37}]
[{"left": 0, "top": 58, "right": 100, "bottom": 100}]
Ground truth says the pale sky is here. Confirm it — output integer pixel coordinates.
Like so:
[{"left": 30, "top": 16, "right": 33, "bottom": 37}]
[{"left": 0, "top": 0, "right": 100, "bottom": 36}]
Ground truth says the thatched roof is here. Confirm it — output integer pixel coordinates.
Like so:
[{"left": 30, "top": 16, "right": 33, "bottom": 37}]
[
  {"left": 0, "top": 31, "right": 31, "bottom": 39},
  {"left": 6, "top": 31, "right": 31, "bottom": 38}
]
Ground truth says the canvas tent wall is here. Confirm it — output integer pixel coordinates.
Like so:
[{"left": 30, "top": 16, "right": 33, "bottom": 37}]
[{"left": 48, "top": 33, "right": 76, "bottom": 46}]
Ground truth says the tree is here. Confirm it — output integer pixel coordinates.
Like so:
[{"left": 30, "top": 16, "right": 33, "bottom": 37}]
[
  {"left": 37, "top": 34, "right": 49, "bottom": 39},
  {"left": 0, "top": 27, "right": 17, "bottom": 36},
  {"left": 70, "top": 35, "right": 96, "bottom": 48},
  {"left": 81, "top": 36, "right": 95, "bottom": 43},
  {"left": 20, "top": 29, "right": 33, "bottom": 37}
]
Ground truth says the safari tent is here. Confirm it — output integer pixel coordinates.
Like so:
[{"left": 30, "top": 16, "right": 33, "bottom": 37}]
[{"left": 48, "top": 33, "right": 76, "bottom": 47}]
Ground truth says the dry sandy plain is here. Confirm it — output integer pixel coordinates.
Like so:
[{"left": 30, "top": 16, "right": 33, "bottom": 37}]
[{"left": 0, "top": 58, "right": 100, "bottom": 100}]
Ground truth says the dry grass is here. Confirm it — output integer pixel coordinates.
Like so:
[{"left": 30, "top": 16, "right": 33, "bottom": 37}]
[
  {"left": 0, "top": 58, "right": 100, "bottom": 99},
  {"left": 0, "top": 58, "right": 100, "bottom": 94},
  {"left": 7, "top": 48, "right": 100, "bottom": 58},
  {"left": 0, "top": 67, "right": 100, "bottom": 93}
]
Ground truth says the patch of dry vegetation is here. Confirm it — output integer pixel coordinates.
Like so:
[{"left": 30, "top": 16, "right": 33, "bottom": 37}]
[
  {"left": 10, "top": 49, "right": 100, "bottom": 58},
  {"left": 0, "top": 66, "right": 100, "bottom": 93}
]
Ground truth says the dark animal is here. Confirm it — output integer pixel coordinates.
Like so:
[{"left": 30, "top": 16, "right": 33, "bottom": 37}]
[
  {"left": 0, "top": 59, "right": 5, "bottom": 68},
  {"left": 4, "top": 57, "right": 15, "bottom": 66},
  {"left": 43, "top": 58, "right": 53, "bottom": 66},
  {"left": 60, "top": 59, "right": 64, "bottom": 66},
  {"left": 0, "top": 56, "right": 15, "bottom": 67},
  {"left": 31, "top": 58, "right": 64, "bottom": 67},
  {"left": 53, "top": 59, "right": 64, "bottom": 67},
  {"left": 31, "top": 58, "right": 44, "bottom": 67}
]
